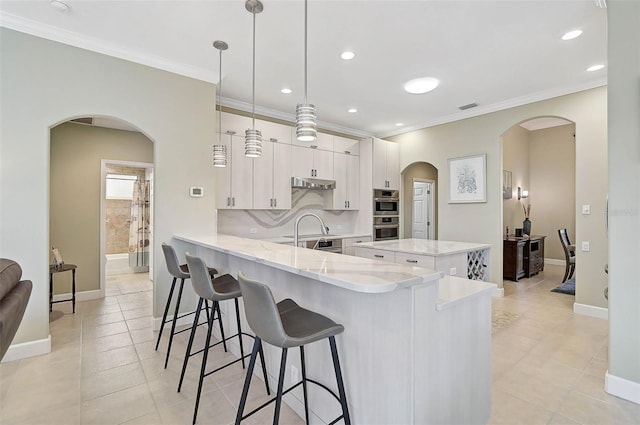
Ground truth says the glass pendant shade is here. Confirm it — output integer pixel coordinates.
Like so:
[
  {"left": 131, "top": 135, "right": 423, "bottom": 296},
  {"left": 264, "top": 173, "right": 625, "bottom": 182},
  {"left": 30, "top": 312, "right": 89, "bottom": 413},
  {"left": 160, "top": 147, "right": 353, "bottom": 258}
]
[
  {"left": 296, "top": 103, "right": 317, "bottom": 142},
  {"left": 212, "top": 144, "right": 227, "bottom": 167},
  {"left": 244, "top": 129, "right": 262, "bottom": 157}
]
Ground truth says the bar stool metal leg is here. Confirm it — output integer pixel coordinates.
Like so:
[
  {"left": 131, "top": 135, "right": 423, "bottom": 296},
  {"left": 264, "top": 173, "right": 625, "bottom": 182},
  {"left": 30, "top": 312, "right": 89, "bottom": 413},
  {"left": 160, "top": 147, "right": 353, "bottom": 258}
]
[
  {"left": 330, "top": 336, "right": 351, "bottom": 425},
  {"left": 164, "top": 278, "right": 186, "bottom": 368},
  {"left": 155, "top": 277, "right": 178, "bottom": 351},
  {"left": 235, "top": 338, "right": 261, "bottom": 425},
  {"left": 235, "top": 298, "right": 245, "bottom": 367},
  {"left": 300, "top": 347, "right": 310, "bottom": 425},
  {"left": 193, "top": 302, "right": 216, "bottom": 425},
  {"left": 178, "top": 297, "right": 204, "bottom": 393},
  {"left": 273, "top": 348, "right": 289, "bottom": 425}
]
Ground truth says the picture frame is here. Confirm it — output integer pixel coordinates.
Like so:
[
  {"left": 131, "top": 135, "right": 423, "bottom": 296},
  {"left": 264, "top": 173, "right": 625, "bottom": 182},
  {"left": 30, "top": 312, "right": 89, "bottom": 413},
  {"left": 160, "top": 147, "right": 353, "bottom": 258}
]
[
  {"left": 448, "top": 154, "right": 487, "bottom": 203},
  {"left": 51, "top": 246, "right": 64, "bottom": 268},
  {"left": 503, "top": 170, "right": 512, "bottom": 199}
]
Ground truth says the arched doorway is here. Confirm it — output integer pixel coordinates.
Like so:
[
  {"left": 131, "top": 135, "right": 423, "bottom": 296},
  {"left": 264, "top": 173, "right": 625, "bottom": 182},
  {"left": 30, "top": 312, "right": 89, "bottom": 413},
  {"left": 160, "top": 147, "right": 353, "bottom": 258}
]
[
  {"left": 49, "top": 116, "right": 154, "bottom": 313},
  {"left": 501, "top": 116, "right": 576, "bottom": 291},
  {"left": 401, "top": 161, "right": 438, "bottom": 239}
]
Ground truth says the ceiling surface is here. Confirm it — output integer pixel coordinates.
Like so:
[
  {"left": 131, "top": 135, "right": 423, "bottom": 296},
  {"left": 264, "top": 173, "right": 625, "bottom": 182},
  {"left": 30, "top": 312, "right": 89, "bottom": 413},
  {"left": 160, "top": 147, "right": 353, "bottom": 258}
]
[{"left": 0, "top": 1, "right": 607, "bottom": 137}]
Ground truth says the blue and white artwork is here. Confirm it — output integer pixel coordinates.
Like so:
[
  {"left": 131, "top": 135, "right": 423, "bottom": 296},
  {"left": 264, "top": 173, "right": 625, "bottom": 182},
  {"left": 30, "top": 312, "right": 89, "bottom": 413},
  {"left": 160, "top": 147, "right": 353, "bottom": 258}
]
[{"left": 448, "top": 154, "right": 487, "bottom": 203}]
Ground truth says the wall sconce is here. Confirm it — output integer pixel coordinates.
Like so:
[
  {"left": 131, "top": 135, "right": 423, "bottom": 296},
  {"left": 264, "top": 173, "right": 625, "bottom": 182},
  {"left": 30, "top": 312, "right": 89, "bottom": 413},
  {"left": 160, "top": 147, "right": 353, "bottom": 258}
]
[{"left": 517, "top": 187, "right": 529, "bottom": 200}]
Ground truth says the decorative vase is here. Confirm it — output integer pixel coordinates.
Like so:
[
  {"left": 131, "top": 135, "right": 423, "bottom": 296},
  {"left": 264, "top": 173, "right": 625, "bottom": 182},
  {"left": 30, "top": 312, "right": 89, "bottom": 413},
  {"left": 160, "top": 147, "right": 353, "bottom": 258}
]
[{"left": 523, "top": 218, "right": 531, "bottom": 236}]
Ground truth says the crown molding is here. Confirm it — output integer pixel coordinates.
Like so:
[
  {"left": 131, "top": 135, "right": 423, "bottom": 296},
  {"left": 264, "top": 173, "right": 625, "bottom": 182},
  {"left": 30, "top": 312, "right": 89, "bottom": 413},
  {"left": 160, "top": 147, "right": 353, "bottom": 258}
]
[
  {"left": 220, "top": 96, "right": 373, "bottom": 139},
  {"left": 0, "top": 12, "right": 218, "bottom": 83},
  {"left": 378, "top": 79, "right": 607, "bottom": 138}
]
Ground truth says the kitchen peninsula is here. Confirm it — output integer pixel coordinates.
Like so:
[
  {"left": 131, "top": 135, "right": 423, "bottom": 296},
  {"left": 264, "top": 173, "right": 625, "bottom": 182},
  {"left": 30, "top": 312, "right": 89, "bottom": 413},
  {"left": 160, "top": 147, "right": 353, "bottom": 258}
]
[
  {"left": 355, "top": 238, "right": 492, "bottom": 281},
  {"left": 174, "top": 233, "right": 492, "bottom": 425}
]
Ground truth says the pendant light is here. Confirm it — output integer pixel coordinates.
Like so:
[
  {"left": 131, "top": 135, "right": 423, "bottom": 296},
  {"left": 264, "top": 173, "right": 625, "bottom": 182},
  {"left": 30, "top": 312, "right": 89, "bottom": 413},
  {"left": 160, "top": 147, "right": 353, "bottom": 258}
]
[
  {"left": 212, "top": 40, "right": 229, "bottom": 167},
  {"left": 296, "top": 0, "right": 317, "bottom": 142},
  {"left": 244, "top": 0, "right": 263, "bottom": 158}
]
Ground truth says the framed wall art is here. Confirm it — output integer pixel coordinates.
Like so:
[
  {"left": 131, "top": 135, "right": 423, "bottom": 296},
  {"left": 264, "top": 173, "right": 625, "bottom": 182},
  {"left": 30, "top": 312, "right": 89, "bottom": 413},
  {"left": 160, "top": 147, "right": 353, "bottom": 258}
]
[
  {"left": 503, "top": 170, "right": 512, "bottom": 199},
  {"left": 448, "top": 154, "right": 487, "bottom": 203}
]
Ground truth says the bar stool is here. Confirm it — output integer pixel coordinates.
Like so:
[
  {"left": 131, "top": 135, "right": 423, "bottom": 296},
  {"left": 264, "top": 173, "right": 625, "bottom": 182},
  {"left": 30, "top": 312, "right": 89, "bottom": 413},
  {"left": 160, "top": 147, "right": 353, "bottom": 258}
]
[
  {"left": 156, "top": 243, "right": 218, "bottom": 369},
  {"left": 235, "top": 272, "right": 351, "bottom": 425},
  {"left": 181, "top": 254, "right": 270, "bottom": 425}
]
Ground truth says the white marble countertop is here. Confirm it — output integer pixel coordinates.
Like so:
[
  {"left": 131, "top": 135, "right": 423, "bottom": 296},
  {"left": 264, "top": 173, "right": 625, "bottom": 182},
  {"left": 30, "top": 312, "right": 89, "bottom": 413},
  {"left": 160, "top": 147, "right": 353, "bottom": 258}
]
[
  {"left": 174, "top": 233, "right": 442, "bottom": 294},
  {"left": 356, "top": 238, "right": 491, "bottom": 256},
  {"left": 263, "top": 233, "right": 372, "bottom": 244}
]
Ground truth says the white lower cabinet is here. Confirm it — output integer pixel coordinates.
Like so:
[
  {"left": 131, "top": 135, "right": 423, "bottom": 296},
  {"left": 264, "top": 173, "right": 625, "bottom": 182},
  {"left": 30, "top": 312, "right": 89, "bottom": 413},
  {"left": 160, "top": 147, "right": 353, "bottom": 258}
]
[
  {"left": 354, "top": 247, "right": 394, "bottom": 262},
  {"left": 343, "top": 236, "right": 372, "bottom": 256},
  {"left": 215, "top": 134, "right": 253, "bottom": 209},
  {"left": 394, "top": 252, "right": 435, "bottom": 269},
  {"left": 253, "top": 140, "right": 291, "bottom": 209},
  {"left": 330, "top": 152, "right": 360, "bottom": 210}
]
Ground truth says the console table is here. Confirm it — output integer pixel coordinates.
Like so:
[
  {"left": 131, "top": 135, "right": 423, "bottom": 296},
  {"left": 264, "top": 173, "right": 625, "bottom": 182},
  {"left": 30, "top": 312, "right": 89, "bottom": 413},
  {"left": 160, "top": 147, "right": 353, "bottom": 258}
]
[
  {"left": 49, "top": 264, "right": 77, "bottom": 313},
  {"left": 503, "top": 236, "right": 546, "bottom": 281}
]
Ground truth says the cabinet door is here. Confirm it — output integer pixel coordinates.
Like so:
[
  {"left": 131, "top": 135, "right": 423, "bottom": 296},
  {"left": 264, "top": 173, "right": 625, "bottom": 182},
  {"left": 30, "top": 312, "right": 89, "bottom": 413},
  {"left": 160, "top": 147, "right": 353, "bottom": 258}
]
[
  {"left": 291, "top": 145, "right": 314, "bottom": 177},
  {"left": 332, "top": 153, "right": 348, "bottom": 210},
  {"left": 220, "top": 112, "right": 251, "bottom": 136},
  {"left": 272, "top": 142, "right": 292, "bottom": 209},
  {"left": 333, "top": 136, "right": 360, "bottom": 155},
  {"left": 372, "top": 138, "right": 388, "bottom": 189},
  {"left": 354, "top": 247, "right": 394, "bottom": 262},
  {"left": 214, "top": 133, "right": 232, "bottom": 209},
  {"left": 257, "top": 119, "right": 291, "bottom": 144},
  {"left": 253, "top": 140, "right": 274, "bottom": 209},
  {"left": 313, "top": 148, "right": 334, "bottom": 180},
  {"left": 230, "top": 135, "right": 253, "bottom": 209},
  {"left": 385, "top": 141, "right": 400, "bottom": 190},
  {"left": 346, "top": 154, "right": 360, "bottom": 209},
  {"left": 343, "top": 236, "right": 372, "bottom": 255},
  {"left": 395, "top": 252, "right": 436, "bottom": 269}
]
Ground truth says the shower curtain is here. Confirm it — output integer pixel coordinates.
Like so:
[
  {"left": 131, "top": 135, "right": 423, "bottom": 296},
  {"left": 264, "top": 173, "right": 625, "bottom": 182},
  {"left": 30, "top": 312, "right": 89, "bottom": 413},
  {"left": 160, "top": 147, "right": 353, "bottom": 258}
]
[{"left": 128, "top": 180, "right": 150, "bottom": 270}]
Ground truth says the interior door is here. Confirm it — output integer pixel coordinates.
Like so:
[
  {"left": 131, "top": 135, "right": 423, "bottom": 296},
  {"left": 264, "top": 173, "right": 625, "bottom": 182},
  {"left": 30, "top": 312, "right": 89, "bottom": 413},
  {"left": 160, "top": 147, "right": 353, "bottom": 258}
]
[{"left": 412, "top": 180, "right": 434, "bottom": 239}]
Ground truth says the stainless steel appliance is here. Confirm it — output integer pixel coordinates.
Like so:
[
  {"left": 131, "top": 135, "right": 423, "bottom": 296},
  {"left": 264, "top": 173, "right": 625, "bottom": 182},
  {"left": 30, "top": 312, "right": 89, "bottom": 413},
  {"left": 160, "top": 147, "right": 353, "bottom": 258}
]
[
  {"left": 373, "top": 216, "right": 399, "bottom": 241},
  {"left": 305, "top": 238, "right": 342, "bottom": 253},
  {"left": 374, "top": 189, "right": 399, "bottom": 216}
]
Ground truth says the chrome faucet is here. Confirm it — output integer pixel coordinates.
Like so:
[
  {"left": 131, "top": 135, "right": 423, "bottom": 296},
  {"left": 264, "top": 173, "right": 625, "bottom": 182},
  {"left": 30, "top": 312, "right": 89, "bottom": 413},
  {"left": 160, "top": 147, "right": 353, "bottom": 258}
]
[{"left": 294, "top": 213, "right": 329, "bottom": 248}]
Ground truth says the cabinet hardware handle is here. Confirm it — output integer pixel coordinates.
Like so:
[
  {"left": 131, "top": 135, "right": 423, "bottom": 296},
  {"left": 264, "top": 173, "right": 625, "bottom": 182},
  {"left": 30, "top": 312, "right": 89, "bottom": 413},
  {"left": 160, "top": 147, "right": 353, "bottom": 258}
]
[
  {"left": 406, "top": 259, "right": 418, "bottom": 263},
  {"left": 345, "top": 201, "right": 347, "bottom": 208},
  {"left": 344, "top": 150, "right": 350, "bottom": 155},
  {"left": 374, "top": 254, "right": 384, "bottom": 258},
  {"left": 270, "top": 199, "right": 273, "bottom": 207},
  {"left": 270, "top": 138, "right": 277, "bottom": 142},
  {"left": 274, "top": 199, "right": 277, "bottom": 207},
  {"left": 310, "top": 145, "right": 318, "bottom": 149},
  {"left": 227, "top": 197, "right": 230, "bottom": 206},
  {"left": 232, "top": 197, "right": 235, "bottom": 207}
]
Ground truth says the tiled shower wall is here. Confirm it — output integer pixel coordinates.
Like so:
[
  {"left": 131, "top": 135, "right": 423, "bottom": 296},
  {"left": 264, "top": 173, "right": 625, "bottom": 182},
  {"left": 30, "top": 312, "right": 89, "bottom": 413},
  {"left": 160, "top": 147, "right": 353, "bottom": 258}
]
[{"left": 105, "top": 165, "right": 146, "bottom": 254}]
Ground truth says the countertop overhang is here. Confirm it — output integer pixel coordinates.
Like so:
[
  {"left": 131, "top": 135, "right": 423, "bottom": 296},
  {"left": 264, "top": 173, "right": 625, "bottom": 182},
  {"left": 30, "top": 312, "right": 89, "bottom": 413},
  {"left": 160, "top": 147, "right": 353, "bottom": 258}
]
[
  {"left": 174, "top": 233, "right": 442, "bottom": 294},
  {"left": 356, "top": 238, "right": 491, "bottom": 256}
]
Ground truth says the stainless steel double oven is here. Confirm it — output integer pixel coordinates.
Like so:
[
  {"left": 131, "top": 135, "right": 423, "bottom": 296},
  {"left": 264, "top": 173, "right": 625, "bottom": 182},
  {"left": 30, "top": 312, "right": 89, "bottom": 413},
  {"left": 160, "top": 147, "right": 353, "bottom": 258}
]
[{"left": 373, "top": 189, "right": 399, "bottom": 241}]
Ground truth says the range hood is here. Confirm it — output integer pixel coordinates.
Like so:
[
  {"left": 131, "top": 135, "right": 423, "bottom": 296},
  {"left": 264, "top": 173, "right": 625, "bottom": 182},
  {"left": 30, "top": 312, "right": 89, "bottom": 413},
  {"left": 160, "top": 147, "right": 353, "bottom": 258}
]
[{"left": 291, "top": 177, "right": 336, "bottom": 190}]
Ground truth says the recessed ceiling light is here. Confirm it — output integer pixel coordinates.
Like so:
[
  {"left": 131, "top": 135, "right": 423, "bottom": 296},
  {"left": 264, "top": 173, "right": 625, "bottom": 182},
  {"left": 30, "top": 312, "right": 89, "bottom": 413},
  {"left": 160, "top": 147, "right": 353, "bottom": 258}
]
[
  {"left": 348, "top": 108, "right": 358, "bottom": 113},
  {"left": 395, "top": 123, "right": 404, "bottom": 127},
  {"left": 403, "top": 77, "right": 439, "bottom": 94},
  {"left": 50, "top": 0, "right": 70, "bottom": 12},
  {"left": 280, "top": 88, "right": 292, "bottom": 94},
  {"left": 587, "top": 64, "right": 605, "bottom": 72},
  {"left": 341, "top": 51, "right": 355, "bottom": 60},
  {"left": 561, "top": 30, "right": 583, "bottom": 40}
]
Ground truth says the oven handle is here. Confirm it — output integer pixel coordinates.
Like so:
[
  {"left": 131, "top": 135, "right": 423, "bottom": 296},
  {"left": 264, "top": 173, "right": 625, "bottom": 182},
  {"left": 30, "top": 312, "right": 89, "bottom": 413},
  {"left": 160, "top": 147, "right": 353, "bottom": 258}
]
[
  {"left": 373, "top": 224, "right": 399, "bottom": 229},
  {"left": 374, "top": 197, "right": 399, "bottom": 202}
]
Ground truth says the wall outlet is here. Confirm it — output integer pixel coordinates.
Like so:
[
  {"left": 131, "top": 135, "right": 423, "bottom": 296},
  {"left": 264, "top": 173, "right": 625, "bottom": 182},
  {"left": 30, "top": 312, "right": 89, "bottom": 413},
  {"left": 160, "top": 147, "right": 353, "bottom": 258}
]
[
  {"left": 449, "top": 267, "right": 457, "bottom": 276},
  {"left": 291, "top": 365, "right": 299, "bottom": 384},
  {"left": 249, "top": 228, "right": 257, "bottom": 234},
  {"left": 581, "top": 241, "right": 590, "bottom": 252},
  {"left": 582, "top": 204, "right": 591, "bottom": 215}
]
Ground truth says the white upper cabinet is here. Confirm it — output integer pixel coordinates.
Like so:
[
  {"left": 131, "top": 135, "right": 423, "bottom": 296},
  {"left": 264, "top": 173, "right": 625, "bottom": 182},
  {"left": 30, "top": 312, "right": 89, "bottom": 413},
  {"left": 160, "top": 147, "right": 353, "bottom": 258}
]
[
  {"left": 333, "top": 136, "right": 360, "bottom": 155},
  {"left": 220, "top": 112, "right": 251, "bottom": 137},
  {"left": 256, "top": 119, "right": 291, "bottom": 144},
  {"left": 372, "top": 138, "right": 400, "bottom": 190},
  {"left": 291, "top": 145, "right": 334, "bottom": 180},
  {"left": 253, "top": 140, "right": 292, "bottom": 209},
  {"left": 331, "top": 152, "right": 360, "bottom": 210},
  {"left": 215, "top": 134, "right": 253, "bottom": 209},
  {"left": 292, "top": 131, "right": 333, "bottom": 151}
]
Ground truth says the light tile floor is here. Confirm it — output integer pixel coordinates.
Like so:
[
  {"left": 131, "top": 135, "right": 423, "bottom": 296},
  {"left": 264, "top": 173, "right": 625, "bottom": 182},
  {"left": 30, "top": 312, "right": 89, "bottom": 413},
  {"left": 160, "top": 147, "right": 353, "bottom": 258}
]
[{"left": 1, "top": 266, "right": 638, "bottom": 424}]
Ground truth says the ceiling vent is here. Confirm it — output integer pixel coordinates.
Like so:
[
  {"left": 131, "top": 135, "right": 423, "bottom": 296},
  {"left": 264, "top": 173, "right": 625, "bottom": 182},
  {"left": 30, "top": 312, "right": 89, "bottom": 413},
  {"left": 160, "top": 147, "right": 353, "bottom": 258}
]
[{"left": 458, "top": 103, "right": 478, "bottom": 111}]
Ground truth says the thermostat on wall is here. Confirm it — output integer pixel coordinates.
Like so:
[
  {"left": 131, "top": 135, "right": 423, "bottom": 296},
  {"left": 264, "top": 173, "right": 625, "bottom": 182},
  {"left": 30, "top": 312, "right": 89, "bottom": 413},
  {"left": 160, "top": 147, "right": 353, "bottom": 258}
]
[{"left": 189, "top": 187, "right": 204, "bottom": 197}]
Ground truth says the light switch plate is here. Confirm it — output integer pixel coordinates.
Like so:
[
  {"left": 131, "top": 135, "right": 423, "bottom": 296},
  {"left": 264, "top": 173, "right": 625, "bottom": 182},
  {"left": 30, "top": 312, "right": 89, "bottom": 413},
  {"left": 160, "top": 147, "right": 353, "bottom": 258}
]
[
  {"left": 582, "top": 204, "right": 591, "bottom": 215},
  {"left": 581, "top": 241, "right": 590, "bottom": 252}
]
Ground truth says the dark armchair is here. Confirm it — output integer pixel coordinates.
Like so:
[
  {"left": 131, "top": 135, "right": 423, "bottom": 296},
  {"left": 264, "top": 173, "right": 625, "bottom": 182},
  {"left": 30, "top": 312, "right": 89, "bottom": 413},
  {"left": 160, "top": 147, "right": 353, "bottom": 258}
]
[
  {"left": 558, "top": 229, "right": 576, "bottom": 283},
  {"left": 0, "top": 258, "right": 33, "bottom": 361}
]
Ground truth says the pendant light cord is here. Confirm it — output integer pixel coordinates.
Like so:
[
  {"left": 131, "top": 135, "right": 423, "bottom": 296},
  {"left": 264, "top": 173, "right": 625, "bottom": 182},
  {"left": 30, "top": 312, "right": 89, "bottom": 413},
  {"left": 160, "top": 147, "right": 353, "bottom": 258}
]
[
  {"left": 304, "top": 0, "right": 308, "bottom": 105},
  {"left": 252, "top": 9, "right": 256, "bottom": 129},
  {"left": 218, "top": 48, "right": 222, "bottom": 144}
]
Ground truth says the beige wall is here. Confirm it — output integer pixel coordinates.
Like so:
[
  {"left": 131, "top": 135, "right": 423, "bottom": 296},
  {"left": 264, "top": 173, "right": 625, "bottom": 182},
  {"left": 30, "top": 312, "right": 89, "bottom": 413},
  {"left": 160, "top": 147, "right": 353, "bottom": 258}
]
[
  {"left": 529, "top": 124, "right": 576, "bottom": 260},
  {"left": 1, "top": 28, "right": 216, "bottom": 348},
  {"left": 503, "top": 125, "right": 530, "bottom": 234},
  {"left": 389, "top": 87, "right": 607, "bottom": 306},
  {"left": 49, "top": 123, "right": 153, "bottom": 294},
  {"left": 607, "top": 0, "right": 640, "bottom": 396},
  {"left": 401, "top": 162, "right": 438, "bottom": 239}
]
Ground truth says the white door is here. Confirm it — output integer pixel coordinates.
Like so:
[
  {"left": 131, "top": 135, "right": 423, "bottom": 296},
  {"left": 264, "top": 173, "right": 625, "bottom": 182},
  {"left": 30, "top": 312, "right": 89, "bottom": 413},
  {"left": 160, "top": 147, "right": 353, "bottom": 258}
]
[{"left": 412, "top": 180, "right": 434, "bottom": 239}]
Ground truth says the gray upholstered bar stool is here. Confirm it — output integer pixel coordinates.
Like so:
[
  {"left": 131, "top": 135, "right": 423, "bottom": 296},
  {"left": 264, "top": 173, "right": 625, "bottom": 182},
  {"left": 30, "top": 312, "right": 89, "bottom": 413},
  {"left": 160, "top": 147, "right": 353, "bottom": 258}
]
[
  {"left": 235, "top": 272, "right": 351, "bottom": 425},
  {"left": 181, "top": 254, "right": 270, "bottom": 425},
  {"left": 156, "top": 243, "right": 218, "bottom": 369}
]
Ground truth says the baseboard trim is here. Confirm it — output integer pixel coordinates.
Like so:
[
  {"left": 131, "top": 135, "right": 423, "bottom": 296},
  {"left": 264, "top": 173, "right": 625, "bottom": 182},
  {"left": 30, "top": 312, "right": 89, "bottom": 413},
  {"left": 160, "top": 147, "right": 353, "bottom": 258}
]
[
  {"left": 574, "top": 302, "right": 609, "bottom": 320},
  {"left": 493, "top": 286, "right": 505, "bottom": 297},
  {"left": 1, "top": 335, "right": 51, "bottom": 363},
  {"left": 545, "top": 258, "right": 565, "bottom": 266},
  {"left": 52, "top": 289, "right": 102, "bottom": 303},
  {"left": 606, "top": 371, "right": 640, "bottom": 405}
]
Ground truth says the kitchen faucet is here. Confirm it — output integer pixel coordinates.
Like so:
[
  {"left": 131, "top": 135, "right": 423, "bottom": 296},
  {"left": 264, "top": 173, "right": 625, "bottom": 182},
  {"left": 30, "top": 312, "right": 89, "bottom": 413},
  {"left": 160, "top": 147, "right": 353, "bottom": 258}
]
[{"left": 294, "top": 213, "right": 329, "bottom": 248}]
